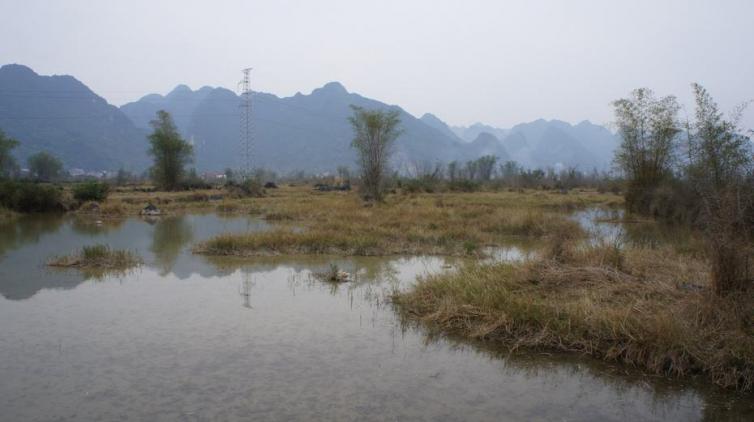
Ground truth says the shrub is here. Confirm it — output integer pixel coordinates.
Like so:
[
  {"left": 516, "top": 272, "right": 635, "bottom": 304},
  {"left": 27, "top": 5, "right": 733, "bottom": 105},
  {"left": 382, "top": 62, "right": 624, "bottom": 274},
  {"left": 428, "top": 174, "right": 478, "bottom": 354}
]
[
  {"left": 179, "top": 171, "right": 211, "bottom": 190},
  {"left": 0, "top": 181, "right": 63, "bottom": 212},
  {"left": 447, "top": 179, "right": 481, "bottom": 192},
  {"left": 73, "top": 181, "right": 110, "bottom": 202},
  {"left": 226, "top": 179, "right": 265, "bottom": 198},
  {"left": 399, "top": 178, "right": 440, "bottom": 194}
]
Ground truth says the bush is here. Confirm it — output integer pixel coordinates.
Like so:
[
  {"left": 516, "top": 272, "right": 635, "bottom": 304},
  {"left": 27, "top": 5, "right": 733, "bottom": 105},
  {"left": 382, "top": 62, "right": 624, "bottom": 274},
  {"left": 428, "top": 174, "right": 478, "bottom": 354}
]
[
  {"left": 226, "top": 178, "right": 265, "bottom": 198},
  {"left": 0, "top": 181, "right": 63, "bottom": 212},
  {"left": 73, "top": 181, "right": 110, "bottom": 202},
  {"left": 399, "top": 178, "right": 440, "bottom": 194},
  {"left": 179, "top": 171, "right": 211, "bottom": 190},
  {"left": 447, "top": 179, "right": 481, "bottom": 192}
]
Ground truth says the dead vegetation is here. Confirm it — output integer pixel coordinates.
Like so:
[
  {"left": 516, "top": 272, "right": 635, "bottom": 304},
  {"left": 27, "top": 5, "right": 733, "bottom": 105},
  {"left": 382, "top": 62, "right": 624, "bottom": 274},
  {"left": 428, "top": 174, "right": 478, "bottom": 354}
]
[
  {"left": 194, "top": 186, "right": 619, "bottom": 256},
  {"left": 393, "top": 240, "right": 754, "bottom": 391},
  {"left": 48, "top": 244, "right": 142, "bottom": 274}
]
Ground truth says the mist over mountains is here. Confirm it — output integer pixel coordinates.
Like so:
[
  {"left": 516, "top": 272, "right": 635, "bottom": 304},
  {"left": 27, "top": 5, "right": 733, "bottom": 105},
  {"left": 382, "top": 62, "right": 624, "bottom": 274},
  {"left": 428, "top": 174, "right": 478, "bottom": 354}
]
[{"left": 0, "top": 64, "right": 619, "bottom": 174}]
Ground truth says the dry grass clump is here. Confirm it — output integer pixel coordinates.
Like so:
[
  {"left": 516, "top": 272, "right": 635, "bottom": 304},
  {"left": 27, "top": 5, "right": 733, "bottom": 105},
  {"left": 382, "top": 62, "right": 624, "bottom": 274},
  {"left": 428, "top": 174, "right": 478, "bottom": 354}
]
[
  {"left": 48, "top": 244, "right": 142, "bottom": 272},
  {"left": 194, "top": 187, "right": 606, "bottom": 256},
  {"left": 394, "top": 243, "right": 754, "bottom": 391},
  {"left": 215, "top": 201, "right": 239, "bottom": 213},
  {"left": 195, "top": 229, "right": 382, "bottom": 256},
  {"left": 313, "top": 263, "right": 352, "bottom": 283}
]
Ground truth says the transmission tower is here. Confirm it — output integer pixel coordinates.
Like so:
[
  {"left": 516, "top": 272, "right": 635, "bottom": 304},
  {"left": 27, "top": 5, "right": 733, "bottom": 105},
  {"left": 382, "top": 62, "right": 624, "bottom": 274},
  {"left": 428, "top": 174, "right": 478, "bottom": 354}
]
[{"left": 239, "top": 67, "right": 253, "bottom": 179}]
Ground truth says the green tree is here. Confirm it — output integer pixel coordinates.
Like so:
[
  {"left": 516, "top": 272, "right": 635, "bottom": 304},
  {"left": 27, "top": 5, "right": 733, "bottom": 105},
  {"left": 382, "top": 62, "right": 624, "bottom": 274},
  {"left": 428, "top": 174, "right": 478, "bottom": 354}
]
[
  {"left": 147, "top": 110, "right": 193, "bottom": 191},
  {"left": 612, "top": 88, "right": 680, "bottom": 213},
  {"left": 348, "top": 106, "right": 401, "bottom": 201},
  {"left": 27, "top": 151, "right": 64, "bottom": 182},
  {"left": 0, "top": 130, "right": 20, "bottom": 178},
  {"left": 685, "top": 83, "right": 753, "bottom": 294}
]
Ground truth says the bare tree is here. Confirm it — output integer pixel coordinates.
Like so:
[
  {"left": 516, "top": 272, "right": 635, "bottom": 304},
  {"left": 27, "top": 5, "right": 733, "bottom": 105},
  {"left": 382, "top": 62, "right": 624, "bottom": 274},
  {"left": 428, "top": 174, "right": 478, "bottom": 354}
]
[
  {"left": 464, "top": 160, "right": 478, "bottom": 181},
  {"left": 476, "top": 155, "right": 498, "bottom": 181},
  {"left": 613, "top": 88, "right": 680, "bottom": 213},
  {"left": 499, "top": 161, "right": 521, "bottom": 186},
  {"left": 349, "top": 106, "right": 402, "bottom": 201},
  {"left": 412, "top": 160, "right": 443, "bottom": 180},
  {"left": 336, "top": 165, "right": 351, "bottom": 181},
  {"left": 447, "top": 161, "right": 459, "bottom": 181},
  {"left": 685, "top": 83, "right": 753, "bottom": 294}
]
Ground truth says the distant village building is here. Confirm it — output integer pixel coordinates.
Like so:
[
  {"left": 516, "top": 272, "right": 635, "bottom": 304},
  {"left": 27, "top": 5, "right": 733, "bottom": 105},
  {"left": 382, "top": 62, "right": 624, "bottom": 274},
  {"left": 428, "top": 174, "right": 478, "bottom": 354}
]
[{"left": 202, "top": 171, "right": 226, "bottom": 181}]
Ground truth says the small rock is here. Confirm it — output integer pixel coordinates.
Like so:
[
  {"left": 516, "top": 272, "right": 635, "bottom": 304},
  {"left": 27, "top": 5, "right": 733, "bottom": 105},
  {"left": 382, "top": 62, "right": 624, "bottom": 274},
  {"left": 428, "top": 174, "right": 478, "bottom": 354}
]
[{"left": 140, "top": 203, "right": 161, "bottom": 216}]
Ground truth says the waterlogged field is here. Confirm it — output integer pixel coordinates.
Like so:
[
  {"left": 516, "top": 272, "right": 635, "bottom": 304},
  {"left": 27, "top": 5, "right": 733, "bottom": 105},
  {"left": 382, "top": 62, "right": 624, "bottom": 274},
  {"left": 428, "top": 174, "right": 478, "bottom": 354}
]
[{"left": 1, "top": 189, "right": 753, "bottom": 421}]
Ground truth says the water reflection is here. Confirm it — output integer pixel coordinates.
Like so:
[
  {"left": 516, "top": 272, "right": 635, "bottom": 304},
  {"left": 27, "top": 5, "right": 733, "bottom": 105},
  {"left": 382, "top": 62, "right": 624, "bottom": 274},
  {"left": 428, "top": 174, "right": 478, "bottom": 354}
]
[
  {"left": 150, "top": 216, "right": 194, "bottom": 275},
  {"left": 0, "top": 214, "right": 65, "bottom": 258},
  {"left": 239, "top": 274, "right": 254, "bottom": 309},
  {"left": 0, "top": 213, "right": 270, "bottom": 300},
  {"left": 400, "top": 319, "right": 754, "bottom": 421},
  {"left": 0, "top": 212, "right": 751, "bottom": 421},
  {"left": 69, "top": 217, "right": 125, "bottom": 236},
  {"left": 573, "top": 208, "right": 700, "bottom": 251}
]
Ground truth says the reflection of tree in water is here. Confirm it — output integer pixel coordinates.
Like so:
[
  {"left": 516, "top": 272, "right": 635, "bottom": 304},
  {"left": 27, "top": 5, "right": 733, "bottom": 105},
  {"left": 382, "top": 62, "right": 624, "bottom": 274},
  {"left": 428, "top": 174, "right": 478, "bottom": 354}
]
[
  {"left": 622, "top": 220, "right": 700, "bottom": 251},
  {"left": 150, "top": 216, "right": 193, "bottom": 275},
  {"left": 0, "top": 215, "right": 65, "bottom": 258},
  {"left": 396, "top": 316, "right": 754, "bottom": 421}
]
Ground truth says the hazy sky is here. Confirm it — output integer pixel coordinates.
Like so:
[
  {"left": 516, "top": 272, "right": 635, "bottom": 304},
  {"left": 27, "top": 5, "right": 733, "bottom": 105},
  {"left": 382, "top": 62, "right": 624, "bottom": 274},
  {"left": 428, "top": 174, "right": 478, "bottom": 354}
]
[{"left": 2, "top": 0, "right": 753, "bottom": 129}]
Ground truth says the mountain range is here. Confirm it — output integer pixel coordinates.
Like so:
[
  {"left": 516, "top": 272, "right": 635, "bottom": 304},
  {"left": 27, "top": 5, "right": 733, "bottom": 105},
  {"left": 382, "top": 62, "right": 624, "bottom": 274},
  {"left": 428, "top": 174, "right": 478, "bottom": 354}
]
[{"left": 0, "top": 64, "right": 619, "bottom": 174}]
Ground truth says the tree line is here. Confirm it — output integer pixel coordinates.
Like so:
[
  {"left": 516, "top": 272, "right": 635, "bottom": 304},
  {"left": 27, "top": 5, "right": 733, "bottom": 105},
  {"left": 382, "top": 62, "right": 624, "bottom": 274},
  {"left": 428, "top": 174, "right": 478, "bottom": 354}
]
[{"left": 613, "top": 84, "right": 753, "bottom": 294}]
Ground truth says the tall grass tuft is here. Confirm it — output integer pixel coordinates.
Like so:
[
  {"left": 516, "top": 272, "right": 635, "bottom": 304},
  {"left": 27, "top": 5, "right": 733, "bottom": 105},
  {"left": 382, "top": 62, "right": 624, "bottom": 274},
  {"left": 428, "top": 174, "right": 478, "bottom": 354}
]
[{"left": 49, "top": 244, "right": 142, "bottom": 271}]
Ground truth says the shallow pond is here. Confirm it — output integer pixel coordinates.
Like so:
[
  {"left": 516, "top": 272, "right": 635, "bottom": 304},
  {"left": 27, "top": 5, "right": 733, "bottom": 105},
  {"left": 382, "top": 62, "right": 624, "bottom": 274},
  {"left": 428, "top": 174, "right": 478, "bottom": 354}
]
[{"left": 0, "top": 213, "right": 751, "bottom": 421}]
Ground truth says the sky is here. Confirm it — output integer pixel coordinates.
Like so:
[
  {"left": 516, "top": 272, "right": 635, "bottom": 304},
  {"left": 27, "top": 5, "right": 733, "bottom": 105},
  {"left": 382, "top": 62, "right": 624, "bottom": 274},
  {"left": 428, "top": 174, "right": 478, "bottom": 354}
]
[{"left": 2, "top": 0, "right": 753, "bottom": 130}]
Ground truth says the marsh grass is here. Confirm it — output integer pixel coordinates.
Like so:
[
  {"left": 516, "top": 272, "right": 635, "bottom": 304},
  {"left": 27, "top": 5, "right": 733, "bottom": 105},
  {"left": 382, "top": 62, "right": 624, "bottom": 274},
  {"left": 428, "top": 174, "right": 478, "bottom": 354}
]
[
  {"left": 393, "top": 242, "right": 754, "bottom": 391},
  {"left": 48, "top": 244, "right": 142, "bottom": 273},
  {"left": 194, "top": 187, "right": 617, "bottom": 256}
]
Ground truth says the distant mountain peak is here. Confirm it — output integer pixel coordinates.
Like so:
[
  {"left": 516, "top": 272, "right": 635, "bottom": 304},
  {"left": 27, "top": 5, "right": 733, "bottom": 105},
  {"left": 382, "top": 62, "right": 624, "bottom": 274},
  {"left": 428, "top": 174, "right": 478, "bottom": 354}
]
[
  {"left": 0, "top": 64, "right": 147, "bottom": 171},
  {"left": 420, "top": 113, "right": 463, "bottom": 143},
  {"left": 314, "top": 81, "right": 348, "bottom": 95},
  {"left": 167, "top": 84, "right": 193, "bottom": 97},
  {"left": 0, "top": 63, "right": 38, "bottom": 76},
  {"left": 420, "top": 113, "right": 447, "bottom": 127},
  {"left": 472, "top": 132, "right": 499, "bottom": 143}
]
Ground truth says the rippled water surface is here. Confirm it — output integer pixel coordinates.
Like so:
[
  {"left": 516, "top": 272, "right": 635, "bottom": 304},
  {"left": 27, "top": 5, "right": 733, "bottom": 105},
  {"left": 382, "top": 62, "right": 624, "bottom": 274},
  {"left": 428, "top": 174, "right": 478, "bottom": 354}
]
[{"left": 0, "top": 213, "right": 751, "bottom": 421}]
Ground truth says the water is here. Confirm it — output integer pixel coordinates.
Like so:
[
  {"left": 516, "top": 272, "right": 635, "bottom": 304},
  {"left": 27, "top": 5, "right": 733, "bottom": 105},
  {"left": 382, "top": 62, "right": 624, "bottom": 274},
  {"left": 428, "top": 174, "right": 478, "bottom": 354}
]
[
  {"left": 572, "top": 208, "right": 697, "bottom": 249},
  {"left": 0, "top": 213, "right": 751, "bottom": 421}
]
